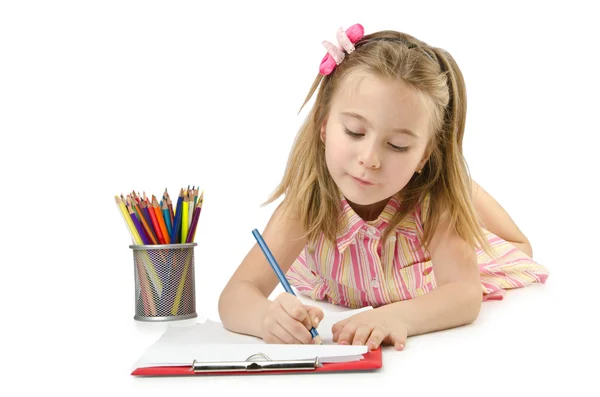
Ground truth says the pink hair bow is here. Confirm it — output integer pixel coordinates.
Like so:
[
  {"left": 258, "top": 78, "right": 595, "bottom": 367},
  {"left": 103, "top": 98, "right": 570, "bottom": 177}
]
[{"left": 319, "top": 24, "right": 365, "bottom": 75}]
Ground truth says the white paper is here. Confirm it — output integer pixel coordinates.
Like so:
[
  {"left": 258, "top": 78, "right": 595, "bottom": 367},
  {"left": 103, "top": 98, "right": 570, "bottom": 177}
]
[
  {"left": 134, "top": 343, "right": 369, "bottom": 368},
  {"left": 315, "top": 306, "right": 373, "bottom": 344},
  {"left": 133, "top": 306, "right": 373, "bottom": 369}
]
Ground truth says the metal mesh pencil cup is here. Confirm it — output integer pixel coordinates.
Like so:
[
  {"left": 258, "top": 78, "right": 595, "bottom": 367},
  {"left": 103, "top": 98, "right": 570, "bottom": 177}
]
[{"left": 129, "top": 243, "right": 197, "bottom": 321}]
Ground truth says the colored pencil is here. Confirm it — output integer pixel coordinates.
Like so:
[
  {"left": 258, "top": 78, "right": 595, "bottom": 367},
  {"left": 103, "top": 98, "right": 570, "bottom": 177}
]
[
  {"left": 170, "top": 189, "right": 184, "bottom": 244},
  {"left": 171, "top": 248, "right": 193, "bottom": 315},
  {"left": 162, "top": 199, "right": 172, "bottom": 239},
  {"left": 165, "top": 190, "right": 174, "bottom": 226},
  {"left": 146, "top": 198, "right": 165, "bottom": 244},
  {"left": 133, "top": 199, "right": 158, "bottom": 245},
  {"left": 115, "top": 196, "right": 142, "bottom": 245},
  {"left": 118, "top": 187, "right": 203, "bottom": 246},
  {"left": 126, "top": 200, "right": 150, "bottom": 245},
  {"left": 188, "top": 189, "right": 194, "bottom": 228},
  {"left": 181, "top": 189, "right": 190, "bottom": 244},
  {"left": 140, "top": 198, "right": 157, "bottom": 240},
  {"left": 252, "top": 228, "right": 322, "bottom": 344},
  {"left": 192, "top": 186, "right": 198, "bottom": 208},
  {"left": 136, "top": 257, "right": 157, "bottom": 316},
  {"left": 153, "top": 196, "right": 170, "bottom": 244},
  {"left": 187, "top": 190, "right": 204, "bottom": 243}
]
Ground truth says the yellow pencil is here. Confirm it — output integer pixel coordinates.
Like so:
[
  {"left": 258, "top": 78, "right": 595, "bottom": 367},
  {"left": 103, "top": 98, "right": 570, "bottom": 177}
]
[
  {"left": 137, "top": 257, "right": 157, "bottom": 316},
  {"left": 181, "top": 189, "right": 189, "bottom": 243},
  {"left": 171, "top": 248, "right": 193, "bottom": 315},
  {"left": 115, "top": 195, "right": 142, "bottom": 245}
]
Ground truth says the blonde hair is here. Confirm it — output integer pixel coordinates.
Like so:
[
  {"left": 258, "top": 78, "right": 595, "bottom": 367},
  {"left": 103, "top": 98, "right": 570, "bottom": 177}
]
[{"left": 265, "top": 30, "right": 495, "bottom": 259}]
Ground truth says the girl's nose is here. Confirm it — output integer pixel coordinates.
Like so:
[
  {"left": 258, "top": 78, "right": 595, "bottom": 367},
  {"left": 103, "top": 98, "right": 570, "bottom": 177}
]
[{"left": 358, "top": 145, "right": 380, "bottom": 169}]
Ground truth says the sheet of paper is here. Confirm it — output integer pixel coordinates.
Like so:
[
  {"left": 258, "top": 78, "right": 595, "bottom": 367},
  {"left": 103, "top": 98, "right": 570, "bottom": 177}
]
[
  {"left": 159, "top": 305, "right": 373, "bottom": 345},
  {"left": 134, "top": 343, "right": 369, "bottom": 368},
  {"left": 315, "top": 306, "right": 373, "bottom": 344},
  {"left": 133, "top": 306, "right": 373, "bottom": 369}
]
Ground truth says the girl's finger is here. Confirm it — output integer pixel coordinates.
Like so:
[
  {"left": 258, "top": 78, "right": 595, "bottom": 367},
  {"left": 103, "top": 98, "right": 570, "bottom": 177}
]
[
  {"left": 276, "top": 306, "right": 313, "bottom": 344},
  {"left": 389, "top": 332, "right": 407, "bottom": 350},
  {"left": 351, "top": 325, "right": 373, "bottom": 346},
  {"left": 271, "top": 318, "right": 304, "bottom": 344},
  {"left": 279, "top": 295, "right": 313, "bottom": 331},
  {"left": 331, "top": 319, "right": 348, "bottom": 341},
  {"left": 264, "top": 332, "right": 287, "bottom": 344},
  {"left": 306, "top": 306, "right": 325, "bottom": 329},
  {"left": 336, "top": 322, "right": 358, "bottom": 345},
  {"left": 365, "top": 326, "right": 386, "bottom": 350}
]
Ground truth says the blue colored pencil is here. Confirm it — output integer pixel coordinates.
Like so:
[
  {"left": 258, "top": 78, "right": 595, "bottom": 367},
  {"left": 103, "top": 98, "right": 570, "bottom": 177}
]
[
  {"left": 251, "top": 228, "right": 322, "bottom": 344},
  {"left": 170, "top": 189, "right": 184, "bottom": 244},
  {"left": 161, "top": 200, "right": 172, "bottom": 238}
]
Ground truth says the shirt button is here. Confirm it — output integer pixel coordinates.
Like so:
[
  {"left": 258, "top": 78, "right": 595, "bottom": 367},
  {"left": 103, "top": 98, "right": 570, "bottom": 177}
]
[
  {"left": 351, "top": 240, "right": 356, "bottom": 245},
  {"left": 371, "top": 278, "right": 379, "bottom": 288},
  {"left": 369, "top": 226, "right": 377, "bottom": 234},
  {"left": 389, "top": 236, "right": 397, "bottom": 242}
]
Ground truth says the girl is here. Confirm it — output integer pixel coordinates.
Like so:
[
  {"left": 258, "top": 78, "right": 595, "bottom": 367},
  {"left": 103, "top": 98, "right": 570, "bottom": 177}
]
[{"left": 218, "top": 24, "right": 549, "bottom": 351}]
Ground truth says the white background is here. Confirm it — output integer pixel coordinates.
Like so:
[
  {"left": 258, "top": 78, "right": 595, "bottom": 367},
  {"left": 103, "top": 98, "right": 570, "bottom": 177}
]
[{"left": 1, "top": 1, "right": 599, "bottom": 395}]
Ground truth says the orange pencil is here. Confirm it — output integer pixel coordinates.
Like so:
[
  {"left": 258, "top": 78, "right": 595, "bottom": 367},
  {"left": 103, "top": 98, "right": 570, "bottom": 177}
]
[{"left": 152, "top": 195, "right": 170, "bottom": 244}]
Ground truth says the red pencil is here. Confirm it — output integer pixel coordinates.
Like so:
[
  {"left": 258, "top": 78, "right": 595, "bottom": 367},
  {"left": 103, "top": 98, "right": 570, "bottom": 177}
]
[{"left": 146, "top": 198, "right": 165, "bottom": 244}]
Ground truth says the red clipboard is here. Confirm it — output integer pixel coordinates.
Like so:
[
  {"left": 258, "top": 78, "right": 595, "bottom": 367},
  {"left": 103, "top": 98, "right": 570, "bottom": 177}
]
[{"left": 131, "top": 347, "right": 382, "bottom": 376}]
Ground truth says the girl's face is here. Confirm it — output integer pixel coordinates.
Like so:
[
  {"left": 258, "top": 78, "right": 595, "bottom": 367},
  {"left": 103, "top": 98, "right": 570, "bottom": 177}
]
[{"left": 322, "top": 71, "right": 433, "bottom": 209}]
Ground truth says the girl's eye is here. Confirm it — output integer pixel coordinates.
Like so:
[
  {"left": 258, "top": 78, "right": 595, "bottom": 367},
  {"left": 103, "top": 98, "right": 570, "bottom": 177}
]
[
  {"left": 388, "top": 143, "right": 409, "bottom": 152},
  {"left": 344, "top": 128, "right": 363, "bottom": 138},
  {"left": 345, "top": 128, "right": 409, "bottom": 152}
]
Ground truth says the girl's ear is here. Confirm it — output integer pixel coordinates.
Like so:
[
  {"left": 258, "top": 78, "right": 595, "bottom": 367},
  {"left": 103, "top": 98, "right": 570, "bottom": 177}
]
[
  {"left": 417, "top": 145, "right": 433, "bottom": 171},
  {"left": 320, "top": 118, "right": 328, "bottom": 143}
]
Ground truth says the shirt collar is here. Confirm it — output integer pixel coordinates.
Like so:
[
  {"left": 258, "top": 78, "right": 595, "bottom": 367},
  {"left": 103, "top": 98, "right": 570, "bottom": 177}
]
[{"left": 335, "top": 193, "right": 419, "bottom": 253}]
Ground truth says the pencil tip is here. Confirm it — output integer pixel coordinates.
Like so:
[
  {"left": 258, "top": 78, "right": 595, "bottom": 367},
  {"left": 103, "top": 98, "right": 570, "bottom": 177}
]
[{"left": 313, "top": 335, "right": 323, "bottom": 345}]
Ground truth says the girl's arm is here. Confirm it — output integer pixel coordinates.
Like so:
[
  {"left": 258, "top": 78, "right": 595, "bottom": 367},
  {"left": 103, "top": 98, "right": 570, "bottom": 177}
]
[
  {"left": 471, "top": 180, "right": 533, "bottom": 257},
  {"left": 333, "top": 215, "right": 482, "bottom": 347},
  {"left": 218, "top": 201, "right": 308, "bottom": 338},
  {"left": 384, "top": 215, "right": 482, "bottom": 337}
]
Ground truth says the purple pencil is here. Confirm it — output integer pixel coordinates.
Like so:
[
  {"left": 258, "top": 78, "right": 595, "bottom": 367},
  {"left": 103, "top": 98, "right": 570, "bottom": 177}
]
[
  {"left": 185, "top": 206, "right": 201, "bottom": 243},
  {"left": 186, "top": 191, "right": 204, "bottom": 243}
]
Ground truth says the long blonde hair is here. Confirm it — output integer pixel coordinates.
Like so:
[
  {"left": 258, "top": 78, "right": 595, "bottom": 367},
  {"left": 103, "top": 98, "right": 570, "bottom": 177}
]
[{"left": 265, "top": 30, "right": 495, "bottom": 258}]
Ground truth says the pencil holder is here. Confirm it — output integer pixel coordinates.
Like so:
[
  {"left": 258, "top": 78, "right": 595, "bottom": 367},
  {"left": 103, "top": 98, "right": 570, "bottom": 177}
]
[{"left": 129, "top": 243, "right": 198, "bottom": 322}]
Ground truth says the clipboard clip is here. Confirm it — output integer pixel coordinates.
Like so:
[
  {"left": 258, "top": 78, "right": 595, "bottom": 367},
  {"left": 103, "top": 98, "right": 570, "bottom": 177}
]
[{"left": 192, "top": 353, "right": 320, "bottom": 373}]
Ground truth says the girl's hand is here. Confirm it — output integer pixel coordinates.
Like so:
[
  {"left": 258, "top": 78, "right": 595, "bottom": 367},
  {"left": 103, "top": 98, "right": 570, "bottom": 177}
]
[
  {"left": 332, "top": 308, "right": 408, "bottom": 351},
  {"left": 261, "top": 292, "right": 324, "bottom": 344}
]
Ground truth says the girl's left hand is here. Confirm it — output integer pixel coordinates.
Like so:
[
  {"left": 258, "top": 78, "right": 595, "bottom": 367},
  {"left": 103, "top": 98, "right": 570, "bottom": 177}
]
[{"left": 332, "top": 308, "right": 408, "bottom": 351}]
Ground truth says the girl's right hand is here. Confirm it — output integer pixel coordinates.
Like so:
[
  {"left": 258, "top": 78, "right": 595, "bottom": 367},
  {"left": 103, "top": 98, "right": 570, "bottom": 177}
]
[{"left": 261, "top": 292, "right": 324, "bottom": 344}]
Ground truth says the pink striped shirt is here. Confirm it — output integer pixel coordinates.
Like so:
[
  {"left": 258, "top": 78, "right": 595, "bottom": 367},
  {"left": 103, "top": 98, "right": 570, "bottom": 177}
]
[{"left": 287, "top": 193, "right": 549, "bottom": 308}]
